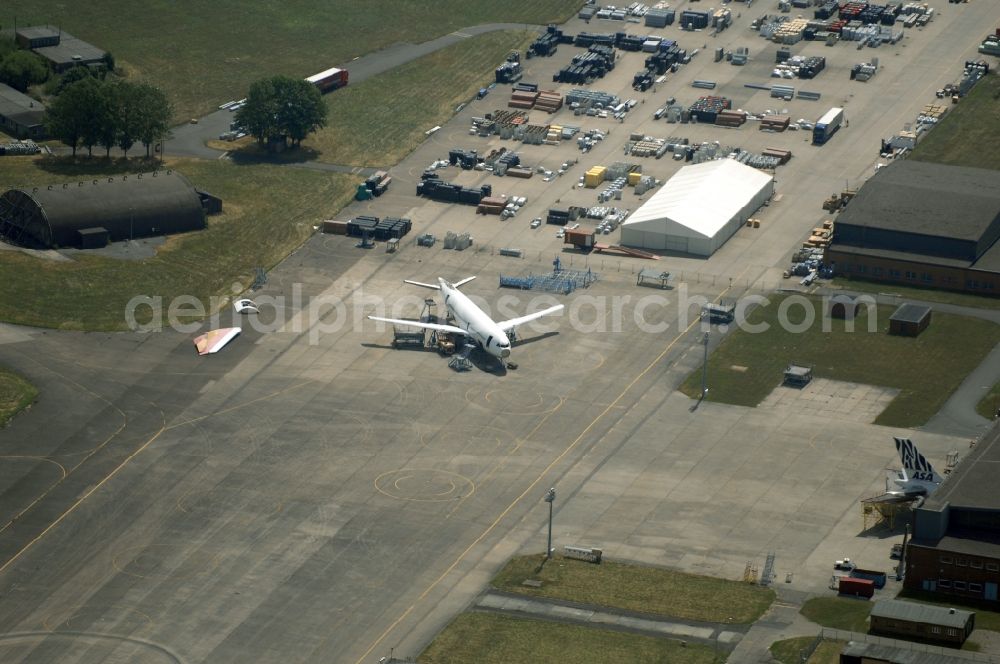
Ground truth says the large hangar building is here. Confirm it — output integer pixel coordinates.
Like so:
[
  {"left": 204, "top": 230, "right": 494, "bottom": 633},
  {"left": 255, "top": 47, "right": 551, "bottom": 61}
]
[
  {"left": 825, "top": 161, "right": 1000, "bottom": 295},
  {"left": 0, "top": 170, "right": 216, "bottom": 249},
  {"left": 620, "top": 159, "right": 774, "bottom": 257}
]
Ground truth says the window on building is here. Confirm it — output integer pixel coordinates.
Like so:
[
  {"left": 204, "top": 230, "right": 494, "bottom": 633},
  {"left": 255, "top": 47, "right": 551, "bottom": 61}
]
[
  {"left": 948, "top": 628, "right": 958, "bottom": 636},
  {"left": 938, "top": 579, "right": 952, "bottom": 588},
  {"left": 957, "top": 558, "right": 968, "bottom": 567},
  {"left": 954, "top": 581, "right": 967, "bottom": 590},
  {"left": 931, "top": 625, "right": 942, "bottom": 634},
  {"left": 905, "top": 271, "right": 916, "bottom": 279},
  {"left": 857, "top": 264, "right": 867, "bottom": 274},
  {"left": 941, "top": 556, "right": 954, "bottom": 565},
  {"left": 873, "top": 267, "right": 884, "bottom": 276},
  {"left": 986, "top": 563, "right": 999, "bottom": 572},
  {"left": 970, "top": 583, "right": 983, "bottom": 593},
  {"left": 889, "top": 269, "right": 901, "bottom": 278},
  {"left": 971, "top": 561, "right": 983, "bottom": 570},
  {"left": 922, "top": 273, "right": 933, "bottom": 282}
]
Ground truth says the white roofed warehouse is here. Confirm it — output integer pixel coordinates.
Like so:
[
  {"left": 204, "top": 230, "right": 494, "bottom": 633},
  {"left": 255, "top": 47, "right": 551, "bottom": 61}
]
[{"left": 620, "top": 160, "right": 774, "bottom": 257}]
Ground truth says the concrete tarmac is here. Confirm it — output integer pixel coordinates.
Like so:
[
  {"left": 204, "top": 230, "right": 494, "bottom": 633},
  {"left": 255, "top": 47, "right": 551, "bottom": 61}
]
[{"left": 1, "top": 3, "right": 998, "bottom": 663}]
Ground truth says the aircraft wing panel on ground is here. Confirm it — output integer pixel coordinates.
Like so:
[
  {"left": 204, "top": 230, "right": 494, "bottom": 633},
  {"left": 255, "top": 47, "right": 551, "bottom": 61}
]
[
  {"left": 452, "top": 276, "right": 477, "bottom": 288},
  {"left": 367, "top": 316, "right": 470, "bottom": 336},
  {"left": 496, "top": 304, "right": 565, "bottom": 333}
]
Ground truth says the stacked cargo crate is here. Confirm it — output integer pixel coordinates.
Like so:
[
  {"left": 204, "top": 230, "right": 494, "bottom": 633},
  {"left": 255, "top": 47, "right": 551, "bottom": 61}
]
[
  {"left": 772, "top": 18, "right": 809, "bottom": 43},
  {"left": 584, "top": 166, "right": 607, "bottom": 188},
  {"left": 715, "top": 110, "right": 747, "bottom": 128},
  {"left": 534, "top": 90, "right": 564, "bottom": 113},
  {"left": 645, "top": 8, "right": 675, "bottom": 27},
  {"left": 688, "top": 96, "right": 732, "bottom": 123},
  {"left": 477, "top": 196, "right": 507, "bottom": 215},
  {"left": 760, "top": 115, "right": 791, "bottom": 131},
  {"left": 509, "top": 89, "right": 538, "bottom": 110}
]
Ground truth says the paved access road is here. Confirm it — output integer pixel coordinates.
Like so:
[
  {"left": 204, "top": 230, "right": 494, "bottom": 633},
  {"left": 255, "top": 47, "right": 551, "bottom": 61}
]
[{"left": 167, "top": 23, "right": 540, "bottom": 162}]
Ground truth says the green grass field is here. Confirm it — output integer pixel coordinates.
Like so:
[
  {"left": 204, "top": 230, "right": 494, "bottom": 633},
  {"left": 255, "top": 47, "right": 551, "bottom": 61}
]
[
  {"left": 910, "top": 73, "right": 1000, "bottom": 170},
  {"left": 5, "top": 1, "right": 580, "bottom": 121},
  {"left": 491, "top": 555, "right": 775, "bottom": 624},
  {"left": 418, "top": 612, "right": 721, "bottom": 664},
  {"left": 770, "top": 637, "right": 846, "bottom": 664},
  {"left": 0, "top": 367, "right": 36, "bottom": 426},
  {"left": 0, "top": 157, "right": 357, "bottom": 329},
  {"left": 302, "top": 31, "right": 535, "bottom": 168},
  {"left": 976, "top": 381, "right": 1000, "bottom": 420},
  {"left": 679, "top": 296, "right": 1000, "bottom": 427},
  {"left": 800, "top": 597, "right": 873, "bottom": 633}
]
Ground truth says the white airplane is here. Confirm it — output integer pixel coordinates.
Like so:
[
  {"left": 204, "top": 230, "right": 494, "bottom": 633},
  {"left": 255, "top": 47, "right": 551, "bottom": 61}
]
[
  {"left": 880, "top": 436, "right": 945, "bottom": 502},
  {"left": 367, "top": 276, "right": 564, "bottom": 360}
]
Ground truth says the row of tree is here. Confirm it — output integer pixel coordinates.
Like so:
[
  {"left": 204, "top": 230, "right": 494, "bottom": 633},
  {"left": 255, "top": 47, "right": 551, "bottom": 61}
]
[
  {"left": 46, "top": 78, "right": 172, "bottom": 157},
  {"left": 235, "top": 76, "right": 327, "bottom": 150}
]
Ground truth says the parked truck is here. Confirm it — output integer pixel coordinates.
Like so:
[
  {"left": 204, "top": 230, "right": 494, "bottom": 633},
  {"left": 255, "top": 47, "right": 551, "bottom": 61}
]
[
  {"left": 849, "top": 567, "right": 887, "bottom": 589},
  {"left": 812, "top": 106, "right": 844, "bottom": 145}
]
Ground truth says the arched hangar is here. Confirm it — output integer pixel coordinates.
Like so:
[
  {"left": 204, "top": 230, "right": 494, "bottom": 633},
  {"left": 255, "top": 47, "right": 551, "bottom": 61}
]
[{"left": 0, "top": 170, "right": 219, "bottom": 249}]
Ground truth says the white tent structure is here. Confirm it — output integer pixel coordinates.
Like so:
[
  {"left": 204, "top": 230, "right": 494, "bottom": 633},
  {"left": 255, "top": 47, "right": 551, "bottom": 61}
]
[{"left": 621, "top": 159, "right": 774, "bottom": 257}]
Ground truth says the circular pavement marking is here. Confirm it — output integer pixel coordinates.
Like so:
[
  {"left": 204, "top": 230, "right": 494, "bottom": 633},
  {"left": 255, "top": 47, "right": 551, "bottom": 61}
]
[
  {"left": 112, "top": 544, "right": 220, "bottom": 580},
  {"left": 374, "top": 468, "right": 475, "bottom": 502}
]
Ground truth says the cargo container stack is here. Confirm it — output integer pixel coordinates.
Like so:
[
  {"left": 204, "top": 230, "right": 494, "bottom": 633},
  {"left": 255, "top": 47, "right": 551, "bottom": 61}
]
[
  {"left": 616, "top": 33, "right": 647, "bottom": 52},
  {"left": 477, "top": 196, "right": 508, "bottom": 215},
  {"left": 814, "top": 0, "right": 839, "bottom": 19},
  {"left": 509, "top": 89, "right": 538, "bottom": 110},
  {"left": 584, "top": 165, "right": 608, "bottom": 188},
  {"left": 417, "top": 176, "right": 492, "bottom": 205},
  {"left": 534, "top": 90, "right": 564, "bottom": 113},
  {"left": 528, "top": 26, "right": 563, "bottom": 57},
  {"left": 688, "top": 96, "right": 732, "bottom": 123},
  {"left": 642, "top": 36, "right": 662, "bottom": 53},
  {"left": 715, "top": 109, "right": 747, "bottom": 128},
  {"left": 760, "top": 115, "right": 791, "bottom": 131},
  {"left": 797, "top": 56, "right": 826, "bottom": 78},
  {"left": 773, "top": 18, "right": 809, "bottom": 44},
  {"left": 573, "top": 32, "right": 616, "bottom": 48},
  {"left": 645, "top": 8, "right": 675, "bottom": 27},
  {"left": 448, "top": 149, "right": 480, "bottom": 169},
  {"left": 680, "top": 10, "right": 710, "bottom": 30}
]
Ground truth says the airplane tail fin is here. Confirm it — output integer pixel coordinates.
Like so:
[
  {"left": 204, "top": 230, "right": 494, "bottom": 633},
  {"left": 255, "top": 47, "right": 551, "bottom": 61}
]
[{"left": 894, "top": 437, "right": 944, "bottom": 484}]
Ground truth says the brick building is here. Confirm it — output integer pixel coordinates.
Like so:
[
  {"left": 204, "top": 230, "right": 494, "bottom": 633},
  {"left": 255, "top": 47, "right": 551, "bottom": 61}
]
[
  {"left": 904, "top": 423, "right": 1000, "bottom": 604},
  {"left": 825, "top": 161, "right": 1000, "bottom": 295}
]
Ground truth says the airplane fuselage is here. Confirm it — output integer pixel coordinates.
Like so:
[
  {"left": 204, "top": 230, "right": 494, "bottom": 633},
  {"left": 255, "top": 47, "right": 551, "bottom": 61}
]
[{"left": 439, "top": 278, "right": 511, "bottom": 359}]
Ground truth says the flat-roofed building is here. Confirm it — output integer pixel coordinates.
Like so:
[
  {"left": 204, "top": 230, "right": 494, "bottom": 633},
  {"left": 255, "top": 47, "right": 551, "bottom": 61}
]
[
  {"left": 825, "top": 161, "right": 1000, "bottom": 295},
  {"left": 15, "top": 26, "right": 106, "bottom": 73},
  {"left": 0, "top": 83, "right": 46, "bottom": 139},
  {"left": 904, "top": 423, "right": 1000, "bottom": 605}
]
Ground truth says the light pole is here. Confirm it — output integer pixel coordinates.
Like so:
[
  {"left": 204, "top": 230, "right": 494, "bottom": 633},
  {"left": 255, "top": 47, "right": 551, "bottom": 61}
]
[
  {"left": 544, "top": 487, "right": 556, "bottom": 560},
  {"left": 700, "top": 332, "right": 710, "bottom": 398}
]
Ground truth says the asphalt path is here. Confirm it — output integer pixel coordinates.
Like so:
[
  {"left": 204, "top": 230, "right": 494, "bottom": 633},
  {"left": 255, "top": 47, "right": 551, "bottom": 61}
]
[{"left": 166, "top": 23, "right": 541, "bottom": 164}]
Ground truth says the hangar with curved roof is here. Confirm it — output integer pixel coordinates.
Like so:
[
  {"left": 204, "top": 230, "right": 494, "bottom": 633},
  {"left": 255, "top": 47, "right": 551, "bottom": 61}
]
[
  {"left": 0, "top": 170, "right": 211, "bottom": 248},
  {"left": 620, "top": 159, "right": 774, "bottom": 257}
]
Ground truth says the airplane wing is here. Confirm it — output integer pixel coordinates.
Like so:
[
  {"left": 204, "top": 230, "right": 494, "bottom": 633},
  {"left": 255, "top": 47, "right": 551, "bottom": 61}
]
[
  {"left": 403, "top": 279, "right": 440, "bottom": 290},
  {"left": 453, "top": 276, "right": 477, "bottom": 288},
  {"left": 367, "top": 316, "right": 471, "bottom": 336},
  {"left": 496, "top": 304, "right": 565, "bottom": 333}
]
